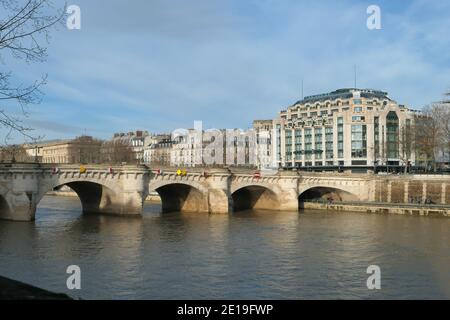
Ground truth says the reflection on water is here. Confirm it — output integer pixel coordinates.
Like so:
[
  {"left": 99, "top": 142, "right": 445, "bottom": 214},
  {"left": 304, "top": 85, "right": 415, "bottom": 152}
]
[{"left": 0, "top": 195, "right": 449, "bottom": 299}]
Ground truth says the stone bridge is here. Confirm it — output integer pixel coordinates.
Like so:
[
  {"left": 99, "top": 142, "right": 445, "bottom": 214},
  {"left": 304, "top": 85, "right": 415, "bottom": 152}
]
[{"left": 0, "top": 163, "right": 447, "bottom": 221}]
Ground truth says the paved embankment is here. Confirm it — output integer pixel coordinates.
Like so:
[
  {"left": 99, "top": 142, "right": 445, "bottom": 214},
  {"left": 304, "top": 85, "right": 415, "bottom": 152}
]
[
  {"left": 303, "top": 201, "right": 450, "bottom": 217},
  {"left": 0, "top": 276, "right": 72, "bottom": 300}
]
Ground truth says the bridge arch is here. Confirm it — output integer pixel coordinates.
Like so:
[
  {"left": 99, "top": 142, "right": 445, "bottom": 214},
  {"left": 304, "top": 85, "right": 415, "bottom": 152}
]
[
  {"left": 37, "top": 179, "right": 122, "bottom": 216},
  {"left": 231, "top": 184, "right": 280, "bottom": 212},
  {"left": 298, "top": 186, "right": 359, "bottom": 205},
  {"left": 149, "top": 181, "right": 209, "bottom": 213},
  {"left": 0, "top": 194, "right": 12, "bottom": 220}
]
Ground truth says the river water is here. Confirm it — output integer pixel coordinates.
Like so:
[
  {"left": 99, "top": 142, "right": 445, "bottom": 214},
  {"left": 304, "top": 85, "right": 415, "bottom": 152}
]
[{"left": 0, "top": 195, "right": 449, "bottom": 299}]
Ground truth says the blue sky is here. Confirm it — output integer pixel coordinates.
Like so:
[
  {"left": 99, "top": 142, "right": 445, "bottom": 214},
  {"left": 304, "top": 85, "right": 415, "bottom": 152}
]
[{"left": 4, "top": 0, "right": 450, "bottom": 142}]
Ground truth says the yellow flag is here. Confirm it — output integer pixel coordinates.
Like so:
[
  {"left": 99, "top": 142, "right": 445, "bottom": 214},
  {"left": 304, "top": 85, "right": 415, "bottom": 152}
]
[
  {"left": 80, "top": 165, "right": 86, "bottom": 173},
  {"left": 176, "top": 169, "right": 181, "bottom": 176}
]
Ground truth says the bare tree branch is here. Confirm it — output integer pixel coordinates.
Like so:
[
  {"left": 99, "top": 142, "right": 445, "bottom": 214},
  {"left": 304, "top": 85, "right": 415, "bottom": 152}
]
[{"left": 0, "top": 0, "right": 65, "bottom": 143}]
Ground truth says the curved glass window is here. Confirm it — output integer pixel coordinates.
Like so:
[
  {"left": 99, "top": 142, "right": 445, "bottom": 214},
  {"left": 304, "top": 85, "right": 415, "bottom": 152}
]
[
  {"left": 351, "top": 125, "right": 367, "bottom": 158},
  {"left": 386, "top": 111, "right": 399, "bottom": 158}
]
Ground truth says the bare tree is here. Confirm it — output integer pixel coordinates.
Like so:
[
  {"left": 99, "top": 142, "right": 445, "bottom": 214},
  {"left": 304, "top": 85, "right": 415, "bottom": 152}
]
[
  {"left": 378, "top": 128, "right": 389, "bottom": 172},
  {"left": 443, "top": 90, "right": 450, "bottom": 104},
  {"left": 434, "top": 96, "right": 450, "bottom": 166},
  {"left": 415, "top": 106, "right": 442, "bottom": 172},
  {"left": 71, "top": 135, "right": 103, "bottom": 164},
  {"left": 0, "top": 143, "right": 33, "bottom": 162},
  {"left": 398, "top": 121, "right": 414, "bottom": 173},
  {"left": 100, "top": 140, "right": 137, "bottom": 165},
  {"left": 0, "top": 0, "right": 65, "bottom": 142}
]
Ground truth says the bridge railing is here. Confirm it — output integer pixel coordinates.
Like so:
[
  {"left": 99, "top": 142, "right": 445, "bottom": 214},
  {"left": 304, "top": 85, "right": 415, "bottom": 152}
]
[{"left": 0, "top": 162, "right": 149, "bottom": 173}]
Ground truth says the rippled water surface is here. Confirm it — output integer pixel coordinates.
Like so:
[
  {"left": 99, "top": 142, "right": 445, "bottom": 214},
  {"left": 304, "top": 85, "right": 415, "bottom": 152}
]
[{"left": 0, "top": 195, "right": 449, "bottom": 299}]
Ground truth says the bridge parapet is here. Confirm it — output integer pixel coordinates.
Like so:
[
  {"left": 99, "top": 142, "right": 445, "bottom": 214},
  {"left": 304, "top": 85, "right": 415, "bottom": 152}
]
[{"left": 1, "top": 165, "right": 448, "bottom": 221}]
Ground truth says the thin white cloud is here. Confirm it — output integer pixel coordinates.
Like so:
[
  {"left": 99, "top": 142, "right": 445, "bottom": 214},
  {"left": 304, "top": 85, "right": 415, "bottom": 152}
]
[{"left": 5, "top": 0, "right": 449, "bottom": 143}]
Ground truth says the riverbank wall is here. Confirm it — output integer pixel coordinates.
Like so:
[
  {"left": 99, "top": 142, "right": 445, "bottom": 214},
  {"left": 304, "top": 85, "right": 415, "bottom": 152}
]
[{"left": 302, "top": 202, "right": 450, "bottom": 217}]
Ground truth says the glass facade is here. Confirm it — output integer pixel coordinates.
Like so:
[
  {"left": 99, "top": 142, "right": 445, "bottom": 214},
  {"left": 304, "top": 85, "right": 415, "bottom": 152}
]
[
  {"left": 314, "top": 128, "right": 323, "bottom": 158},
  {"left": 304, "top": 128, "right": 312, "bottom": 160},
  {"left": 325, "top": 126, "right": 333, "bottom": 159},
  {"left": 285, "top": 130, "right": 292, "bottom": 161},
  {"left": 272, "top": 88, "right": 415, "bottom": 169},
  {"left": 386, "top": 111, "right": 399, "bottom": 159},
  {"left": 294, "top": 129, "right": 302, "bottom": 160},
  {"left": 374, "top": 116, "right": 379, "bottom": 159},
  {"left": 337, "top": 117, "right": 344, "bottom": 158},
  {"left": 351, "top": 125, "right": 367, "bottom": 158}
]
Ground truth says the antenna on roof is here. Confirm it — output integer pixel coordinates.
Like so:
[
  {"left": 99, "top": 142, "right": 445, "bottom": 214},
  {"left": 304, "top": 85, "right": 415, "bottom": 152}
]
[
  {"left": 301, "top": 79, "right": 304, "bottom": 100},
  {"left": 354, "top": 65, "right": 357, "bottom": 88}
]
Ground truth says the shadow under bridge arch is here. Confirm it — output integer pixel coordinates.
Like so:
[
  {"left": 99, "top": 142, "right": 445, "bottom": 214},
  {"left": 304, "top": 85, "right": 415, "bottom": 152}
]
[
  {"left": 43, "top": 181, "right": 122, "bottom": 216},
  {"left": 298, "top": 186, "right": 359, "bottom": 206},
  {"left": 154, "top": 183, "right": 209, "bottom": 213},
  {"left": 0, "top": 194, "right": 12, "bottom": 220},
  {"left": 231, "top": 185, "right": 280, "bottom": 212}
]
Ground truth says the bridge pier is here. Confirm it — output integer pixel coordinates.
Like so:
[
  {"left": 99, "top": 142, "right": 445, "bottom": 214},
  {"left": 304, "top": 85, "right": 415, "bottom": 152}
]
[
  {"left": 0, "top": 191, "right": 37, "bottom": 221},
  {"left": 278, "top": 188, "right": 299, "bottom": 211},
  {"left": 206, "top": 169, "right": 232, "bottom": 214},
  {"left": 208, "top": 188, "right": 230, "bottom": 213},
  {"left": 76, "top": 185, "right": 144, "bottom": 217}
]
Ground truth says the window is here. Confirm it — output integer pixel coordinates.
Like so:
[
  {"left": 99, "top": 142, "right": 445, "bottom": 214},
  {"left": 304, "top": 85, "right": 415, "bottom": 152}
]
[
  {"left": 386, "top": 111, "right": 399, "bottom": 158},
  {"left": 352, "top": 160, "right": 367, "bottom": 165},
  {"left": 276, "top": 124, "right": 281, "bottom": 161},
  {"left": 337, "top": 117, "right": 344, "bottom": 158},
  {"left": 324, "top": 127, "right": 333, "bottom": 159},
  {"left": 374, "top": 116, "right": 380, "bottom": 158},
  {"left": 354, "top": 107, "right": 362, "bottom": 112},
  {"left": 294, "top": 129, "right": 302, "bottom": 160},
  {"left": 353, "top": 99, "right": 362, "bottom": 105},
  {"left": 304, "top": 129, "right": 312, "bottom": 160},
  {"left": 351, "top": 125, "right": 367, "bottom": 158},
  {"left": 352, "top": 116, "right": 365, "bottom": 122}
]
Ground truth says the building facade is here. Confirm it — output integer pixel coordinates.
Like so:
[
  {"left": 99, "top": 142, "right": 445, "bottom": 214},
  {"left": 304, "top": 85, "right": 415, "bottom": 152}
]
[
  {"left": 169, "top": 128, "right": 256, "bottom": 167},
  {"left": 109, "top": 130, "right": 149, "bottom": 162},
  {"left": 268, "top": 88, "right": 417, "bottom": 171},
  {"left": 24, "top": 136, "right": 102, "bottom": 164},
  {"left": 143, "top": 134, "right": 172, "bottom": 166},
  {"left": 253, "top": 120, "right": 275, "bottom": 169}
]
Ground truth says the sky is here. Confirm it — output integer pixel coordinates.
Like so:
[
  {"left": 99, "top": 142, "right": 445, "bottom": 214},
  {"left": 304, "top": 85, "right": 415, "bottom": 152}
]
[{"left": 3, "top": 0, "right": 450, "bottom": 143}]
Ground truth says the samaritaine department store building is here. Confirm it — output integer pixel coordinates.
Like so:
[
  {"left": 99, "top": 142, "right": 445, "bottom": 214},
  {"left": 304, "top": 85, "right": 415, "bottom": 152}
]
[{"left": 273, "top": 88, "right": 418, "bottom": 172}]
